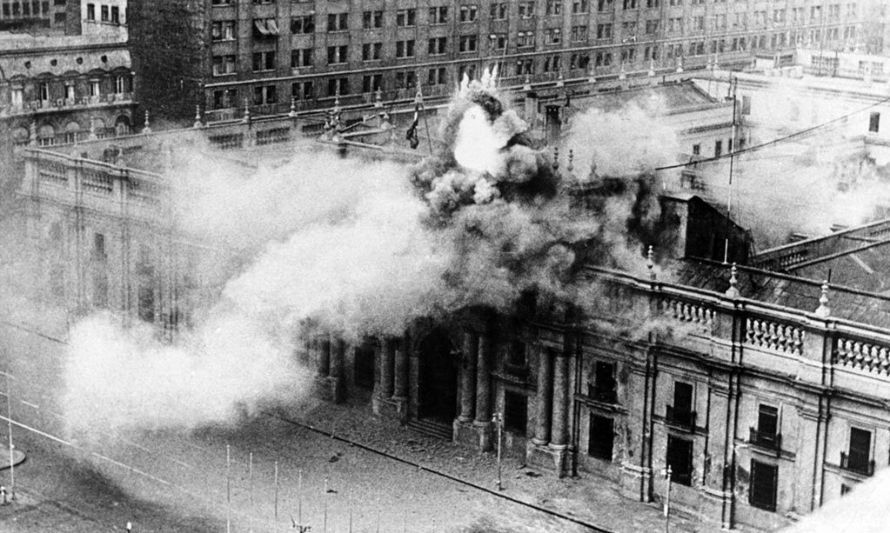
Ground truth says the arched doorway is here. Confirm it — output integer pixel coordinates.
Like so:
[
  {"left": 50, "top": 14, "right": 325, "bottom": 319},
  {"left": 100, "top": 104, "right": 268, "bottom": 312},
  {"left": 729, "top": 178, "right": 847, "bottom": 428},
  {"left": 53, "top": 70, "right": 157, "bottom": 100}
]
[{"left": 418, "top": 329, "right": 458, "bottom": 424}]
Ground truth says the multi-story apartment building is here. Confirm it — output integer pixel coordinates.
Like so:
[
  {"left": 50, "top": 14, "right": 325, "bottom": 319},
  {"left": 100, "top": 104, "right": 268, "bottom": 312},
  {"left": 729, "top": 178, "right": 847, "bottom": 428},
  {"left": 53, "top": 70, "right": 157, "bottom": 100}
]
[
  {"left": 0, "top": 0, "right": 81, "bottom": 33},
  {"left": 0, "top": 29, "right": 136, "bottom": 158},
  {"left": 127, "top": 0, "right": 879, "bottom": 126}
]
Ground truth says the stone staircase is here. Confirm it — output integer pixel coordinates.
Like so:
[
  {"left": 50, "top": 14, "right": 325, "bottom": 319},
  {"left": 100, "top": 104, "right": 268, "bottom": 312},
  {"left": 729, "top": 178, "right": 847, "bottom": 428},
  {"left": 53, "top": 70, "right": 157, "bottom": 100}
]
[{"left": 407, "top": 418, "right": 454, "bottom": 441}]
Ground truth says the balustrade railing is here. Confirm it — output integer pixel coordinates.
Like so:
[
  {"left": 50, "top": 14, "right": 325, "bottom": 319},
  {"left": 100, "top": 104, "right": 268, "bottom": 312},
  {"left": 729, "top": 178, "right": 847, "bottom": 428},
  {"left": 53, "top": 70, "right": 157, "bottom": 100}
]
[
  {"left": 749, "top": 427, "right": 782, "bottom": 454},
  {"left": 840, "top": 451, "right": 875, "bottom": 477},
  {"left": 744, "top": 317, "right": 804, "bottom": 356},
  {"left": 660, "top": 297, "right": 715, "bottom": 335},
  {"left": 834, "top": 338, "right": 890, "bottom": 375},
  {"left": 665, "top": 404, "right": 696, "bottom": 431}
]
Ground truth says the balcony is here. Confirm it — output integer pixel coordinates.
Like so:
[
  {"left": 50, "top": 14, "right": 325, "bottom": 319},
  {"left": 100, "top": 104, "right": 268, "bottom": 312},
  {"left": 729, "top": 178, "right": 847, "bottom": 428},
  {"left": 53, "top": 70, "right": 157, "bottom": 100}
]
[
  {"left": 588, "top": 385, "right": 618, "bottom": 404},
  {"left": 840, "top": 452, "right": 875, "bottom": 477},
  {"left": 749, "top": 427, "right": 782, "bottom": 454},
  {"left": 665, "top": 405, "right": 696, "bottom": 431}
]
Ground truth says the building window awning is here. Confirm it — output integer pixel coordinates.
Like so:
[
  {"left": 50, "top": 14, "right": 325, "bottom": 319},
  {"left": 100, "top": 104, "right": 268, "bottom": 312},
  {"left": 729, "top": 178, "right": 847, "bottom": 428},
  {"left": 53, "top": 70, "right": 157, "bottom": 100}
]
[
  {"left": 266, "top": 19, "right": 279, "bottom": 35},
  {"left": 254, "top": 20, "right": 270, "bottom": 36}
]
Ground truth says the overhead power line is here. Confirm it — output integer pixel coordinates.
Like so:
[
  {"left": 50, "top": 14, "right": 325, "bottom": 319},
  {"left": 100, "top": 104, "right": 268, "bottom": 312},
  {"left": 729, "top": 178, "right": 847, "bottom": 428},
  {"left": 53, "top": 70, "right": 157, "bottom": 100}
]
[{"left": 655, "top": 91, "right": 890, "bottom": 172}]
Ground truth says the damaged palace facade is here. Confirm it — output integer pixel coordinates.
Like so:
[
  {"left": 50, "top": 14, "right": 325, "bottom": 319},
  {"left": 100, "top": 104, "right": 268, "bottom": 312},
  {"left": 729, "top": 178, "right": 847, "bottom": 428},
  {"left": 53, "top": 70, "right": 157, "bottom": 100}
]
[
  {"left": 16, "top": 116, "right": 890, "bottom": 532},
  {"left": 304, "top": 207, "right": 890, "bottom": 532}
]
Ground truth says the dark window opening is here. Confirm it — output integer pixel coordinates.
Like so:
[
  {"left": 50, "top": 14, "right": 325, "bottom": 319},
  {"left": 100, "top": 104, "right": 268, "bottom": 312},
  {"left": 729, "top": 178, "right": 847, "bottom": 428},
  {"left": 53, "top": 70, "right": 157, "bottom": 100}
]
[
  {"left": 749, "top": 460, "right": 778, "bottom": 511},
  {"left": 842, "top": 427, "right": 873, "bottom": 476},
  {"left": 353, "top": 343, "right": 375, "bottom": 390},
  {"left": 588, "top": 361, "right": 617, "bottom": 403},
  {"left": 667, "top": 381, "right": 695, "bottom": 428},
  {"left": 504, "top": 390, "right": 527, "bottom": 434},
  {"left": 869, "top": 112, "right": 880, "bottom": 133},
  {"left": 588, "top": 414, "right": 614, "bottom": 460},
  {"left": 666, "top": 436, "right": 693, "bottom": 486}
]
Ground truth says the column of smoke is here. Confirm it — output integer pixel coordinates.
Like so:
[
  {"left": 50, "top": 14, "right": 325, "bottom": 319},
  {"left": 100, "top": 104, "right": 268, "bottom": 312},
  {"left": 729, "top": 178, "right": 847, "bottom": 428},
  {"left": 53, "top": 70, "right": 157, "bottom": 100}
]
[{"left": 62, "top": 70, "right": 677, "bottom": 436}]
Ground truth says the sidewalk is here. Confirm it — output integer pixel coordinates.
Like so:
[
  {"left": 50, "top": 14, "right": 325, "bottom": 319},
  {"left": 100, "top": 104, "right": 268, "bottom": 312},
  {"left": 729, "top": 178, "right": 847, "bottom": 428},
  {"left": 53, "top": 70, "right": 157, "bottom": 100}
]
[{"left": 287, "top": 399, "right": 723, "bottom": 533}]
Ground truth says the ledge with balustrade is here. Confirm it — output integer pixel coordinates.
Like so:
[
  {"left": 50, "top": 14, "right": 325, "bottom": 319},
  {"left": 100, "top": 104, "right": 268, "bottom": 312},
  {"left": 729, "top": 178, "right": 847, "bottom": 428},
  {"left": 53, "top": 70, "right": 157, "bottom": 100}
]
[
  {"left": 23, "top": 148, "right": 169, "bottom": 222},
  {"left": 1, "top": 92, "right": 135, "bottom": 117},
  {"left": 580, "top": 264, "right": 890, "bottom": 394}
]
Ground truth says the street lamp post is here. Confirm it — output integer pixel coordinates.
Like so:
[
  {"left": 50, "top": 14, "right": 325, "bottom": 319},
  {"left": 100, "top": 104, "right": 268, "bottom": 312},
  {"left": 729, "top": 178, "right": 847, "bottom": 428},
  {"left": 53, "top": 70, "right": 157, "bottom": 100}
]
[
  {"left": 493, "top": 412, "right": 504, "bottom": 491},
  {"left": 5, "top": 372, "right": 13, "bottom": 502},
  {"left": 663, "top": 465, "right": 673, "bottom": 533}
]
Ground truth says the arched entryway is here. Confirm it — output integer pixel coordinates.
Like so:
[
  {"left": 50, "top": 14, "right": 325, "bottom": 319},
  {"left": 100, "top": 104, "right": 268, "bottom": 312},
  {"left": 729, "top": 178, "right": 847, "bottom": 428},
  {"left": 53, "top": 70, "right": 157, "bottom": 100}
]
[{"left": 417, "top": 328, "right": 458, "bottom": 424}]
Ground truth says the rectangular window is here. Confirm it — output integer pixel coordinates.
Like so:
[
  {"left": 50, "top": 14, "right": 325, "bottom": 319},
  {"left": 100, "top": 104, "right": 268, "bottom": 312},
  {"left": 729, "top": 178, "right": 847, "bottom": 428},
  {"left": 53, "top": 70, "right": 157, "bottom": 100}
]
[
  {"left": 252, "top": 85, "right": 277, "bottom": 105},
  {"left": 362, "top": 10, "right": 383, "bottom": 29},
  {"left": 749, "top": 460, "right": 778, "bottom": 511},
  {"left": 396, "top": 40, "right": 415, "bottom": 58},
  {"left": 571, "top": 25, "right": 588, "bottom": 42},
  {"left": 459, "top": 35, "right": 477, "bottom": 52},
  {"left": 869, "top": 112, "right": 880, "bottom": 133},
  {"left": 666, "top": 436, "right": 693, "bottom": 486},
  {"left": 490, "top": 33, "right": 507, "bottom": 50},
  {"left": 428, "top": 66, "right": 447, "bottom": 86},
  {"left": 596, "top": 23, "right": 612, "bottom": 39},
  {"left": 518, "top": 1, "right": 535, "bottom": 18},
  {"left": 517, "top": 31, "right": 535, "bottom": 47},
  {"left": 573, "top": 0, "right": 589, "bottom": 13},
  {"left": 757, "top": 405, "right": 778, "bottom": 439},
  {"left": 396, "top": 8, "right": 416, "bottom": 27},
  {"left": 253, "top": 51, "right": 276, "bottom": 71},
  {"left": 459, "top": 4, "right": 478, "bottom": 22},
  {"left": 714, "top": 140, "right": 722, "bottom": 157},
  {"left": 361, "top": 74, "right": 382, "bottom": 93},
  {"left": 545, "top": 28, "right": 561, "bottom": 45},
  {"left": 490, "top": 2, "right": 506, "bottom": 20},
  {"left": 428, "top": 37, "right": 448, "bottom": 55},
  {"left": 291, "top": 15, "right": 315, "bottom": 34},
  {"left": 429, "top": 6, "right": 449, "bottom": 24},
  {"left": 846, "top": 427, "right": 872, "bottom": 474},
  {"left": 588, "top": 414, "right": 614, "bottom": 460},
  {"left": 212, "top": 21, "right": 236, "bottom": 41},
  {"left": 546, "top": 0, "right": 562, "bottom": 15},
  {"left": 504, "top": 390, "right": 527, "bottom": 434},
  {"left": 86, "top": 3, "right": 94, "bottom": 20},
  {"left": 110, "top": 6, "right": 119, "bottom": 23},
  {"left": 327, "top": 45, "right": 348, "bottom": 64},
  {"left": 362, "top": 43, "right": 382, "bottom": 61},
  {"left": 212, "top": 55, "right": 236, "bottom": 76},
  {"left": 395, "top": 70, "right": 416, "bottom": 89},
  {"left": 622, "top": 0, "right": 637, "bottom": 8},
  {"left": 597, "top": 0, "right": 613, "bottom": 10},
  {"left": 589, "top": 361, "right": 617, "bottom": 403},
  {"left": 327, "top": 77, "right": 349, "bottom": 96},
  {"left": 100, "top": 4, "right": 108, "bottom": 21},
  {"left": 291, "top": 48, "right": 313, "bottom": 68},
  {"left": 741, "top": 95, "right": 751, "bottom": 115},
  {"left": 327, "top": 13, "right": 348, "bottom": 32}
]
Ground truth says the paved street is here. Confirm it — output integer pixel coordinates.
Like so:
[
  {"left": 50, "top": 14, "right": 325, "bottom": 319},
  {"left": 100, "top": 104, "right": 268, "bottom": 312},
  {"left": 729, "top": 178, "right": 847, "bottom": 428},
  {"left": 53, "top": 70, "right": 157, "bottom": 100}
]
[{"left": 0, "top": 321, "right": 723, "bottom": 533}]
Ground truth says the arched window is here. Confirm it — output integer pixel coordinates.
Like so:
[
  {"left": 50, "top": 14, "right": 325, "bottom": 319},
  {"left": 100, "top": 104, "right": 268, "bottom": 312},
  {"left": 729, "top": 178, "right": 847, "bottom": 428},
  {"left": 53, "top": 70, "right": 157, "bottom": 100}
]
[{"left": 37, "top": 124, "right": 56, "bottom": 146}]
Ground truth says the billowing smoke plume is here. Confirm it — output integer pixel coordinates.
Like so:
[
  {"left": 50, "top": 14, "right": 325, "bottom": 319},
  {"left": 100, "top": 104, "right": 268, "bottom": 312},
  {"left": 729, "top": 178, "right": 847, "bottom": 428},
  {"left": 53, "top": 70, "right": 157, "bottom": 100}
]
[{"left": 63, "top": 70, "right": 670, "bottom": 434}]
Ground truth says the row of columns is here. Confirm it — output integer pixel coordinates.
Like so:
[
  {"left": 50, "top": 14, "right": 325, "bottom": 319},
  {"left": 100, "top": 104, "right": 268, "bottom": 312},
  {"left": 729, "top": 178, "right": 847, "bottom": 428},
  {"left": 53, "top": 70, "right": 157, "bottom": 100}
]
[
  {"left": 532, "top": 345, "right": 570, "bottom": 449},
  {"left": 457, "top": 330, "right": 493, "bottom": 427},
  {"left": 376, "top": 336, "right": 407, "bottom": 402},
  {"left": 313, "top": 334, "right": 345, "bottom": 381}
]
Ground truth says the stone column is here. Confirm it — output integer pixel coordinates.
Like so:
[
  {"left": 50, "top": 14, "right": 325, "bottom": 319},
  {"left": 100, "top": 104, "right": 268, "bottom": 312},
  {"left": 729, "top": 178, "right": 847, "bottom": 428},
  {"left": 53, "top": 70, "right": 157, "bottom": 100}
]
[
  {"left": 330, "top": 336, "right": 345, "bottom": 379},
  {"left": 532, "top": 346, "right": 553, "bottom": 445},
  {"left": 393, "top": 339, "right": 408, "bottom": 400},
  {"left": 474, "top": 332, "right": 492, "bottom": 424},
  {"left": 380, "top": 337, "right": 395, "bottom": 398},
  {"left": 458, "top": 330, "right": 477, "bottom": 423},
  {"left": 317, "top": 335, "right": 331, "bottom": 377},
  {"left": 550, "top": 350, "right": 569, "bottom": 448}
]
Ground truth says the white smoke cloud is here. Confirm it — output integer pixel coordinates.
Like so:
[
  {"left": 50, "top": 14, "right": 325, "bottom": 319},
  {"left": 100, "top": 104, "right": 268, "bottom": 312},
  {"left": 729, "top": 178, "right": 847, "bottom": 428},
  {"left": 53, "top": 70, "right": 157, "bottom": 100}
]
[
  {"left": 60, "top": 72, "right": 680, "bottom": 436},
  {"left": 64, "top": 311, "right": 309, "bottom": 434},
  {"left": 563, "top": 98, "right": 681, "bottom": 179}
]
